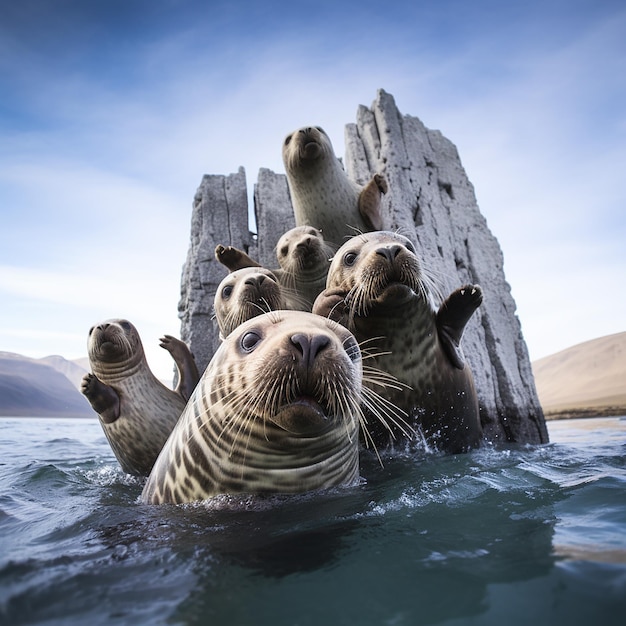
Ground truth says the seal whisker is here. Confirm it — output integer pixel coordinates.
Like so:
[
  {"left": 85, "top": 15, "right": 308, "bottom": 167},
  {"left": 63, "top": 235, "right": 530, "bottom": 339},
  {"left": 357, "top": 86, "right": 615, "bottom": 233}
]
[
  {"left": 362, "top": 365, "right": 412, "bottom": 392},
  {"left": 361, "top": 386, "right": 414, "bottom": 440},
  {"left": 141, "top": 311, "right": 364, "bottom": 504},
  {"left": 311, "top": 230, "right": 483, "bottom": 454}
]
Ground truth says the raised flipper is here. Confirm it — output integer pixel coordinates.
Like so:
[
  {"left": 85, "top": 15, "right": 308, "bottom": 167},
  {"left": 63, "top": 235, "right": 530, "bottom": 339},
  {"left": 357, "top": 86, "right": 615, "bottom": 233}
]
[
  {"left": 159, "top": 335, "right": 200, "bottom": 402},
  {"left": 436, "top": 284, "right": 483, "bottom": 369},
  {"left": 358, "top": 173, "right": 387, "bottom": 231},
  {"left": 81, "top": 373, "right": 121, "bottom": 424},
  {"left": 215, "top": 244, "right": 262, "bottom": 272},
  {"left": 312, "top": 288, "right": 351, "bottom": 328}
]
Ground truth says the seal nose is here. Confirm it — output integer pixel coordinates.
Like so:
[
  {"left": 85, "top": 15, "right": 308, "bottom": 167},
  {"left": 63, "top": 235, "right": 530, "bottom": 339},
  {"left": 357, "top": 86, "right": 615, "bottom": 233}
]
[
  {"left": 375, "top": 245, "right": 403, "bottom": 262},
  {"left": 291, "top": 333, "right": 330, "bottom": 367},
  {"left": 244, "top": 275, "right": 266, "bottom": 287},
  {"left": 296, "top": 237, "right": 313, "bottom": 250}
]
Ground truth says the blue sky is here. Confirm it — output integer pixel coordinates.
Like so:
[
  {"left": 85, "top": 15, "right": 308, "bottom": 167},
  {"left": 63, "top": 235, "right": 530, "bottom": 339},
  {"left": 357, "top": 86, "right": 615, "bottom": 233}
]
[{"left": 1, "top": 0, "right": 624, "bottom": 380}]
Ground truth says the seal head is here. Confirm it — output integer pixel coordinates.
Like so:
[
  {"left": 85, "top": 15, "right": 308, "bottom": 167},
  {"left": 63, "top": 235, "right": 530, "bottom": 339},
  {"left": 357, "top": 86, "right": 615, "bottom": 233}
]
[
  {"left": 142, "top": 311, "right": 372, "bottom": 504},
  {"left": 214, "top": 267, "right": 285, "bottom": 338},
  {"left": 314, "top": 231, "right": 483, "bottom": 453}
]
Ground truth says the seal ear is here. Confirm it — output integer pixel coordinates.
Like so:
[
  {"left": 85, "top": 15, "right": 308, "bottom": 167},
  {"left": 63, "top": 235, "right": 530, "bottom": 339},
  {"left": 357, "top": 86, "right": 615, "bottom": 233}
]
[
  {"left": 358, "top": 174, "right": 387, "bottom": 231},
  {"left": 436, "top": 285, "right": 483, "bottom": 369}
]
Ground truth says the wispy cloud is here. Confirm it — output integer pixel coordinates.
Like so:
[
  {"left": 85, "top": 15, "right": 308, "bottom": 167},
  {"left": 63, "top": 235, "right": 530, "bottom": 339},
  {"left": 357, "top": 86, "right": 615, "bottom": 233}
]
[{"left": 0, "top": 0, "right": 624, "bottom": 375}]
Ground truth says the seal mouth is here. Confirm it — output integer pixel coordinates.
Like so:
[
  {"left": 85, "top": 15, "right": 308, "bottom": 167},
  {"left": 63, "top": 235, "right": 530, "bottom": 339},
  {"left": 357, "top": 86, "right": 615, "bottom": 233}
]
[
  {"left": 270, "top": 396, "right": 330, "bottom": 435},
  {"left": 302, "top": 141, "right": 321, "bottom": 160},
  {"left": 96, "top": 339, "right": 125, "bottom": 360},
  {"left": 376, "top": 282, "right": 415, "bottom": 303}
]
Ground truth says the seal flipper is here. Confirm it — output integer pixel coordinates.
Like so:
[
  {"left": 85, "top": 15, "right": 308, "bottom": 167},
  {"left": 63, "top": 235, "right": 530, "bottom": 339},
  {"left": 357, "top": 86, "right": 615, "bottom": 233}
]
[
  {"left": 159, "top": 335, "right": 200, "bottom": 402},
  {"left": 436, "top": 285, "right": 483, "bottom": 369},
  {"left": 357, "top": 174, "right": 387, "bottom": 231},
  {"left": 81, "top": 373, "right": 121, "bottom": 424},
  {"left": 215, "top": 244, "right": 262, "bottom": 272},
  {"left": 312, "top": 288, "right": 350, "bottom": 327}
]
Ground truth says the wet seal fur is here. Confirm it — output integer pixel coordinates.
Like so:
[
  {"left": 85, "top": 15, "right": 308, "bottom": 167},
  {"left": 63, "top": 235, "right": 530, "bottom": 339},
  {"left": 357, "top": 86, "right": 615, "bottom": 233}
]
[
  {"left": 213, "top": 266, "right": 286, "bottom": 338},
  {"left": 313, "top": 231, "right": 483, "bottom": 453},
  {"left": 141, "top": 311, "right": 404, "bottom": 504},
  {"left": 282, "top": 126, "right": 387, "bottom": 247},
  {"left": 81, "top": 319, "right": 200, "bottom": 476},
  {"left": 215, "top": 226, "right": 335, "bottom": 311}
]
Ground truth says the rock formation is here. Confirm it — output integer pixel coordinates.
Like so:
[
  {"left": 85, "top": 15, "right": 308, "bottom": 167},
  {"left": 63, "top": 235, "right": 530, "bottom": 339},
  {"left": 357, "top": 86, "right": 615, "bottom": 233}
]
[{"left": 178, "top": 89, "right": 548, "bottom": 444}]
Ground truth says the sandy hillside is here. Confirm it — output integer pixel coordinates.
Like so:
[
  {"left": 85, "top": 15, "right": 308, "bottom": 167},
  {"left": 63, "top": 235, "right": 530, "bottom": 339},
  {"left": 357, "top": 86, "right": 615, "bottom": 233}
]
[{"left": 532, "top": 331, "right": 626, "bottom": 418}]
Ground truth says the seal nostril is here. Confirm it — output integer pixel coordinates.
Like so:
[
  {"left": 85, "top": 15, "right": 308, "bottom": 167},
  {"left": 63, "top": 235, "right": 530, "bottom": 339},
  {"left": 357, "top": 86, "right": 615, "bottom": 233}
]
[
  {"left": 291, "top": 333, "right": 308, "bottom": 358},
  {"left": 291, "top": 333, "right": 309, "bottom": 354},
  {"left": 375, "top": 248, "right": 392, "bottom": 262},
  {"left": 310, "top": 335, "right": 330, "bottom": 362}
]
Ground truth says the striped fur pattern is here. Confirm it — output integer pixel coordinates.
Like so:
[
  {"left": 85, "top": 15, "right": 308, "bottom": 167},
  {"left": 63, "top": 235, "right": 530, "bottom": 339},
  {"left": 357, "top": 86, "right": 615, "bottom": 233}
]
[
  {"left": 142, "top": 311, "right": 366, "bottom": 504},
  {"left": 82, "top": 319, "right": 187, "bottom": 476},
  {"left": 313, "top": 231, "right": 483, "bottom": 453}
]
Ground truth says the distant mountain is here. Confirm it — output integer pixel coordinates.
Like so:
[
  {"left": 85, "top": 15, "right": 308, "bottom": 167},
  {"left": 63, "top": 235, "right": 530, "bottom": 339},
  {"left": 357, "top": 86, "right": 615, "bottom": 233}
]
[
  {"left": 532, "top": 331, "right": 626, "bottom": 419},
  {"left": 0, "top": 352, "right": 93, "bottom": 418},
  {"left": 40, "top": 355, "right": 89, "bottom": 391}
]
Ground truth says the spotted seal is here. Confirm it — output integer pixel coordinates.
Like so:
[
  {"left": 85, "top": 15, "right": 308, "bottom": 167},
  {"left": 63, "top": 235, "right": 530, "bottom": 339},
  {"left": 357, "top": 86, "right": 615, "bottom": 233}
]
[
  {"left": 213, "top": 266, "right": 286, "bottom": 338},
  {"left": 215, "top": 226, "right": 335, "bottom": 311},
  {"left": 141, "top": 311, "right": 405, "bottom": 504},
  {"left": 282, "top": 126, "right": 387, "bottom": 247},
  {"left": 81, "top": 319, "right": 200, "bottom": 476},
  {"left": 313, "top": 231, "right": 483, "bottom": 453}
]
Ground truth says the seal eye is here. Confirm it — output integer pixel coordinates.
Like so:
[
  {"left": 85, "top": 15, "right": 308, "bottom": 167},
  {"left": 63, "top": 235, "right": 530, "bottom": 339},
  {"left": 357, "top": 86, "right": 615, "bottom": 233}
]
[
  {"left": 405, "top": 242, "right": 416, "bottom": 254},
  {"left": 284, "top": 134, "right": 292, "bottom": 147},
  {"left": 343, "top": 251, "right": 358, "bottom": 266},
  {"left": 241, "top": 331, "right": 262, "bottom": 353},
  {"left": 280, "top": 245, "right": 289, "bottom": 257},
  {"left": 315, "top": 126, "right": 326, "bottom": 135},
  {"left": 222, "top": 285, "right": 233, "bottom": 299},
  {"left": 120, "top": 321, "right": 132, "bottom": 332}
]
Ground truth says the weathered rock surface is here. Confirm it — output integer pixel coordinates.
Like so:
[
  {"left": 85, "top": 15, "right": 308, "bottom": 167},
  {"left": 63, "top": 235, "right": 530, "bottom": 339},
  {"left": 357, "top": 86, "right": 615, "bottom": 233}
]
[
  {"left": 178, "top": 167, "right": 253, "bottom": 372},
  {"left": 178, "top": 89, "right": 548, "bottom": 444}
]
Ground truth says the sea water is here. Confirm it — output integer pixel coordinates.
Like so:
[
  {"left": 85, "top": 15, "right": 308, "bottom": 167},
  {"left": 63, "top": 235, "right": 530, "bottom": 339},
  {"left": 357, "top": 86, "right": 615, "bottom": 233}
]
[{"left": 0, "top": 416, "right": 624, "bottom": 626}]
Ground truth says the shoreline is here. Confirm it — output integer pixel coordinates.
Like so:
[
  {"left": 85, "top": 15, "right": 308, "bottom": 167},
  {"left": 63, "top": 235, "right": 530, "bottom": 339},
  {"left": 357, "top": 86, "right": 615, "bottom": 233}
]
[{"left": 544, "top": 407, "right": 626, "bottom": 421}]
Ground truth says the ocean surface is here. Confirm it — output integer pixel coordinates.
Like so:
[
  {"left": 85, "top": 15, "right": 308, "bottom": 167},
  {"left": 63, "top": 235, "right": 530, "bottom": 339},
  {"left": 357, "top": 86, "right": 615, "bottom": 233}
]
[{"left": 0, "top": 416, "right": 624, "bottom": 626}]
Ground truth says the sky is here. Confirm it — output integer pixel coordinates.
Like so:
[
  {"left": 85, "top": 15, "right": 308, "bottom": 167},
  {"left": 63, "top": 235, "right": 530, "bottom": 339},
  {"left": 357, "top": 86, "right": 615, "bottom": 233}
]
[{"left": 1, "top": 0, "right": 624, "bottom": 381}]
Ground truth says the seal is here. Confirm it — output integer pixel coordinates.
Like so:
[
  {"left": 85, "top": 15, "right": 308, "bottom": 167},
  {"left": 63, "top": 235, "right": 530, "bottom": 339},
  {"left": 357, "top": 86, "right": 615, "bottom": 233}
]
[
  {"left": 142, "top": 311, "right": 379, "bottom": 504},
  {"left": 282, "top": 126, "right": 388, "bottom": 247},
  {"left": 215, "top": 226, "right": 335, "bottom": 311},
  {"left": 313, "top": 231, "right": 483, "bottom": 453},
  {"left": 213, "top": 266, "right": 286, "bottom": 338},
  {"left": 81, "top": 319, "right": 200, "bottom": 476}
]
